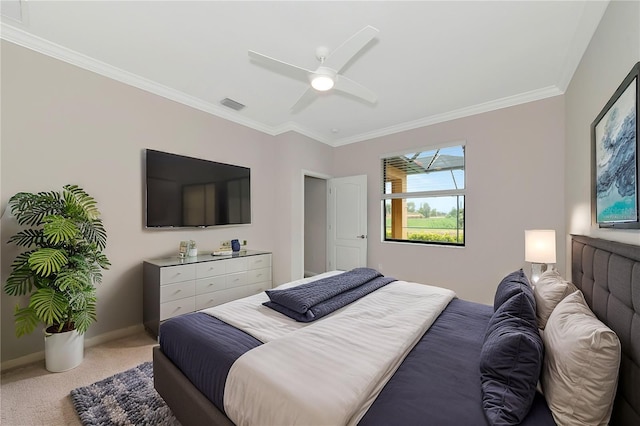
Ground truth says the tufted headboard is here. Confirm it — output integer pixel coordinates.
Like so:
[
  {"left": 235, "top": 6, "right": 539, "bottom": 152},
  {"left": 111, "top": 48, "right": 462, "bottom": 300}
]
[{"left": 571, "top": 235, "right": 640, "bottom": 425}]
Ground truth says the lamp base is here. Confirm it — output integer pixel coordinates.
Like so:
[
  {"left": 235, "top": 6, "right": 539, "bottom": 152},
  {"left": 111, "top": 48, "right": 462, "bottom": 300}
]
[{"left": 530, "top": 263, "right": 554, "bottom": 284}]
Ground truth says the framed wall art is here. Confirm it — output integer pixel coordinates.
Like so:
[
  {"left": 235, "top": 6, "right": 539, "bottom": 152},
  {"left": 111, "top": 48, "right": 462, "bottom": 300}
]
[{"left": 591, "top": 62, "right": 640, "bottom": 229}]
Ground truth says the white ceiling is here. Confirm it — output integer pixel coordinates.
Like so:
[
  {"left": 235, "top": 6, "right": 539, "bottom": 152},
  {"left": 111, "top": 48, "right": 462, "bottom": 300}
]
[{"left": 1, "top": 1, "right": 609, "bottom": 147}]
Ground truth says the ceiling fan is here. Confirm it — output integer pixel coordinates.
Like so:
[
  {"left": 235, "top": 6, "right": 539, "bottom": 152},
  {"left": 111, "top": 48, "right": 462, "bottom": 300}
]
[{"left": 248, "top": 25, "right": 379, "bottom": 112}]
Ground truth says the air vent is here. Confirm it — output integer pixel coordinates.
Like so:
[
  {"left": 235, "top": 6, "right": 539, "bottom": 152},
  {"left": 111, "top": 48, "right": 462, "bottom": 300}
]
[{"left": 220, "top": 98, "right": 245, "bottom": 111}]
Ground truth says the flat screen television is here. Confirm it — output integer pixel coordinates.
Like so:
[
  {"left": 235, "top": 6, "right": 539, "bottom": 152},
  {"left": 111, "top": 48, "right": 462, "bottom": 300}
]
[{"left": 145, "top": 149, "right": 251, "bottom": 228}]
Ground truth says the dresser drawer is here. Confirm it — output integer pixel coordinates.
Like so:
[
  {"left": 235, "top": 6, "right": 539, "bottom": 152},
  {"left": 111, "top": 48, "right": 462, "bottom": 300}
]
[
  {"left": 195, "top": 275, "right": 226, "bottom": 295},
  {"left": 225, "top": 271, "right": 247, "bottom": 287},
  {"left": 160, "top": 297, "right": 195, "bottom": 321},
  {"left": 195, "top": 293, "right": 221, "bottom": 311},
  {"left": 247, "top": 267, "right": 271, "bottom": 285},
  {"left": 160, "top": 280, "right": 195, "bottom": 303},
  {"left": 232, "top": 283, "right": 269, "bottom": 300},
  {"left": 196, "top": 261, "right": 226, "bottom": 278},
  {"left": 225, "top": 258, "right": 248, "bottom": 274},
  {"left": 160, "top": 264, "right": 196, "bottom": 285},
  {"left": 247, "top": 254, "right": 271, "bottom": 270},
  {"left": 202, "top": 283, "right": 265, "bottom": 307}
]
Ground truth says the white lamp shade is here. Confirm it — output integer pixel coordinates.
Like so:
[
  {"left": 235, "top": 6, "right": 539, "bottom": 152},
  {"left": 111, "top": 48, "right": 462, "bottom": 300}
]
[{"left": 525, "top": 230, "right": 556, "bottom": 263}]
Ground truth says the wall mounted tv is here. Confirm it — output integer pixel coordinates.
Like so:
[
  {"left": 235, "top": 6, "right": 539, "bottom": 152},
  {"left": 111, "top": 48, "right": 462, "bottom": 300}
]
[{"left": 145, "top": 149, "right": 251, "bottom": 228}]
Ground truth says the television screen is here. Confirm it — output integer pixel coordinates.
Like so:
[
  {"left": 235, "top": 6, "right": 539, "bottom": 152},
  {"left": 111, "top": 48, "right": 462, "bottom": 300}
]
[{"left": 145, "top": 149, "right": 251, "bottom": 227}]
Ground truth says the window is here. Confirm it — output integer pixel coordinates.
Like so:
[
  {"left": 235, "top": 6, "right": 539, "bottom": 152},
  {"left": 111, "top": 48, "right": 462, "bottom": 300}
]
[{"left": 382, "top": 144, "right": 465, "bottom": 245}]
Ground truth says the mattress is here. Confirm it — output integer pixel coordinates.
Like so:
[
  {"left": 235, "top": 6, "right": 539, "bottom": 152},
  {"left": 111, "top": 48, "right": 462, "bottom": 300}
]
[{"left": 159, "top": 298, "right": 555, "bottom": 425}]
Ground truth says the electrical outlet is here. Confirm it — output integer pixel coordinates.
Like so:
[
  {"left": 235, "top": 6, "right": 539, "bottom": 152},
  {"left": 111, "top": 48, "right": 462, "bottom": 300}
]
[{"left": 221, "top": 240, "right": 230, "bottom": 248}]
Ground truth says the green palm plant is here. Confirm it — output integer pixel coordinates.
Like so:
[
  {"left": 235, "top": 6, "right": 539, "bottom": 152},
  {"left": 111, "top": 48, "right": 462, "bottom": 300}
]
[{"left": 4, "top": 185, "right": 110, "bottom": 336}]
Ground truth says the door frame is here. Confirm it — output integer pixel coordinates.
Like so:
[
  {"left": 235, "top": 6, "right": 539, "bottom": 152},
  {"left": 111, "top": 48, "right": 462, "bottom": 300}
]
[{"left": 299, "top": 169, "right": 332, "bottom": 280}]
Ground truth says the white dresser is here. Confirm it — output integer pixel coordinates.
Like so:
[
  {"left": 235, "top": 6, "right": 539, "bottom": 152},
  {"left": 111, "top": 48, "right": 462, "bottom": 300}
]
[{"left": 143, "top": 250, "right": 272, "bottom": 337}]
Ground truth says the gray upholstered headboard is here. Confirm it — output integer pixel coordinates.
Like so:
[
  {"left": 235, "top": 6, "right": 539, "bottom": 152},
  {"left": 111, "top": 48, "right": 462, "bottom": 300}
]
[{"left": 571, "top": 235, "right": 640, "bottom": 426}]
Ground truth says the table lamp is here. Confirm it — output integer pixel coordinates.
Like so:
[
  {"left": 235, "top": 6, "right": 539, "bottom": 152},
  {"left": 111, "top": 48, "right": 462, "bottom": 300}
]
[{"left": 525, "top": 229, "right": 556, "bottom": 284}]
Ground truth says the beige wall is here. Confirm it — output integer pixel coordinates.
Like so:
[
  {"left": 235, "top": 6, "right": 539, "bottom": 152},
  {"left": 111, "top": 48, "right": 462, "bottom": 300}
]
[
  {"left": 0, "top": 41, "right": 332, "bottom": 362},
  {"left": 272, "top": 132, "right": 334, "bottom": 283},
  {"left": 332, "top": 97, "right": 566, "bottom": 304},
  {"left": 565, "top": 0, "right": 640, "bottom": 262}
]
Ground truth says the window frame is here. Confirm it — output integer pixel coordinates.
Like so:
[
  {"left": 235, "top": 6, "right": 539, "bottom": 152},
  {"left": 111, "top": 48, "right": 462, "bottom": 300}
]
[{"left": 381, "top": 142, "right": 466, "bottom": 247}]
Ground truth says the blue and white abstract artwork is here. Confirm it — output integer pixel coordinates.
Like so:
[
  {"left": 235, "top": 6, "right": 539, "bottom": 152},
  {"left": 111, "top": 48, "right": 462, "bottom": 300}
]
[{"left": 595, "top": 77, "right": 637, "bottom": 223}]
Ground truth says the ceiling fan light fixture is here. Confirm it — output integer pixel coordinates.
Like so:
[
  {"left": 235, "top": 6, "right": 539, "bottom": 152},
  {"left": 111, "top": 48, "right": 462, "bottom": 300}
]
[{"left": 311, "top": 75, "right": 334, "bottom": 91}]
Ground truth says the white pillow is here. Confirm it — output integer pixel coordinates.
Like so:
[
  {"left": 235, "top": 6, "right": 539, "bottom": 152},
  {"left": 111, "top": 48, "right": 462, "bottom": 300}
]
[
  {"left": 533, "top": 270, "right": 577, "bottom": 329},
  {"left": 541, "top": 290, "right": 621, "bottom": 426}
]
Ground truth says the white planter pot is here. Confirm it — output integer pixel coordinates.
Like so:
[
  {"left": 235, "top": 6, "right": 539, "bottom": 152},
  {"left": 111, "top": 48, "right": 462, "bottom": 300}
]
[{"left": 44, "top": 329, "right": 84, "bottom": 372}]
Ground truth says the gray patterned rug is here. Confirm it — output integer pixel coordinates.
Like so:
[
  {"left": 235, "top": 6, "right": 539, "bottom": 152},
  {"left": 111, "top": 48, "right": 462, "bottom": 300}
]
[{"left": 70, "top": 362, "right": 180, "bottom": 426}]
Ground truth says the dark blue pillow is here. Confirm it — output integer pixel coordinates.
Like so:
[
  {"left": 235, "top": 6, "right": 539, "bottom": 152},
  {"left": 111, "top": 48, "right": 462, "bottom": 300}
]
[
  {"left": 480, "top": 315, "right": 543, "bottom": 425},
  {"left": 486, "top": 291, "right": 537, "bottom": 335},
  {"left": 493, "top": 269, "right": 533, "bottom": 311}
]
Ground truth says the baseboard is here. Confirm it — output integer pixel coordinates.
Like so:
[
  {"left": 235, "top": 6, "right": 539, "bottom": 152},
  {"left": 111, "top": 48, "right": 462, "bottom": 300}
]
[
  {"left": 84, "top": 324, "right": 145, "bottom": 348},
  {"left": 304, "top": 270, "right": 318, "bottom": 278},
  {"left": 0, "top": 324, "right": 145, "bottom": 371}
]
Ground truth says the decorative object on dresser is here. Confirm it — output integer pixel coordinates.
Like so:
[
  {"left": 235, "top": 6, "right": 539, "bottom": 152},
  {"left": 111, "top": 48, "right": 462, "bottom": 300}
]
[
  {"left": 4, "top": 185, "right": 110, "bottom": 372},
  {"left": 591, "top": 61, "right": 639, "bottom": 229},
  {"left": 143, "top": 251, "right": 272, "bottom": 337}
]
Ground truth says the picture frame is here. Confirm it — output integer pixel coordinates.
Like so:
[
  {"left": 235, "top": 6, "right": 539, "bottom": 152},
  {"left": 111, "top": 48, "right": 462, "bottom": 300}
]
[{"left": 591, "top": 62, "right": 640, "bottom": 229}]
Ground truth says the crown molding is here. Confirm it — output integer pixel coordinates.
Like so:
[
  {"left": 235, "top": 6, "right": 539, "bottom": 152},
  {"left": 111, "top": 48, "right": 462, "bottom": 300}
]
[
  {"left": 330, "top": 86, "right": 564, "bottom": 147},
  {"left": 0, "top": 24, "right": 279, "bottom": 137},
  {"left": 270, "top": 121, "right": 332, "bottom": 145}
]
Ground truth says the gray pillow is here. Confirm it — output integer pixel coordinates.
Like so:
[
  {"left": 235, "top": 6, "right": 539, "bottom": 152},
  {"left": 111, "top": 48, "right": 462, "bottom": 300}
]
[
  {"left": 532, "top": 270, "right": 577, "bottom": 329},
  {"left": 541, "top": 290, "right": 621, "bottom": 426}
]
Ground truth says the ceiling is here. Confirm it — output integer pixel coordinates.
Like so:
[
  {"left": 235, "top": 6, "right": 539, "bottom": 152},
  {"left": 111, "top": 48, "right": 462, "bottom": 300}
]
[{"left": 1, "top": 1, "right": 609, "bottom": 147}]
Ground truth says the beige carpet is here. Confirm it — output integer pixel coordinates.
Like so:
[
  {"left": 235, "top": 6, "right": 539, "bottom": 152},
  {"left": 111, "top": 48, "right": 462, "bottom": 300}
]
[{"left": 1, "top": 331, "right": 157, "bottom": 426}]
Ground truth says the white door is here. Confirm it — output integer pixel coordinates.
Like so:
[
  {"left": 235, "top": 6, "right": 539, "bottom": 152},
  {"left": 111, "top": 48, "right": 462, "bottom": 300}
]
[{"left": 327, "top": 175, "right": 367, "bottom": 271}]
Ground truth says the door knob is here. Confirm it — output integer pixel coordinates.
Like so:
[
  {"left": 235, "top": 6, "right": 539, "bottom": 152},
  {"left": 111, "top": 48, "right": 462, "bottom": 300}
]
[{"left": 357, "top": 235, "right": 367, "bottom": 239}]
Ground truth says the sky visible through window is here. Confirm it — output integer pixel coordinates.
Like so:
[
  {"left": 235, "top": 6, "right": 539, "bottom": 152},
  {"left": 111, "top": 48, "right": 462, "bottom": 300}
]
[{"left": 391, "top": 145, "right": 464, "bottom": 214}]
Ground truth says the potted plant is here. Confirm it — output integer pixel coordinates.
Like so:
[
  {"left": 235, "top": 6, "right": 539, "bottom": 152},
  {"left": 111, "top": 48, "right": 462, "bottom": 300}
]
[{"left": 4, "top": 184, "right": 110, "bottom": 372}]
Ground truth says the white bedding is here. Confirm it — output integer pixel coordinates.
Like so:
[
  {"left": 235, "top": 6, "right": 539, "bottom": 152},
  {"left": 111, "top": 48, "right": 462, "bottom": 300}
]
[
  {"left": 201, "top": 270, "right": 343, "bottom": 342},
  {"left": 210, "top": 277, "right": 455, "bottom": 426}
]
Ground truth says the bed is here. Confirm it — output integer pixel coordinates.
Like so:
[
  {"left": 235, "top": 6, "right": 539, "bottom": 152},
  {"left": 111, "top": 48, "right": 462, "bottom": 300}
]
[{"left": 153, "top": 235, "right": 640, "bottom": 425}]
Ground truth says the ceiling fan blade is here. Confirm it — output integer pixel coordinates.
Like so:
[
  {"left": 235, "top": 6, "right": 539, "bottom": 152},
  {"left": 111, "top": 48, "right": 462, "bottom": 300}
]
[
  {"left": 290, "top": 88, "right": 318, "bottom": 113},
  {"left": 334, "top": 75, "right": 377, "bottom": 104},
  {"left": 323, "top": 25, "right": 379, "bottom": 73},
  {"left": 248, "top": 50, "right": 311, "bottom": 82}
]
